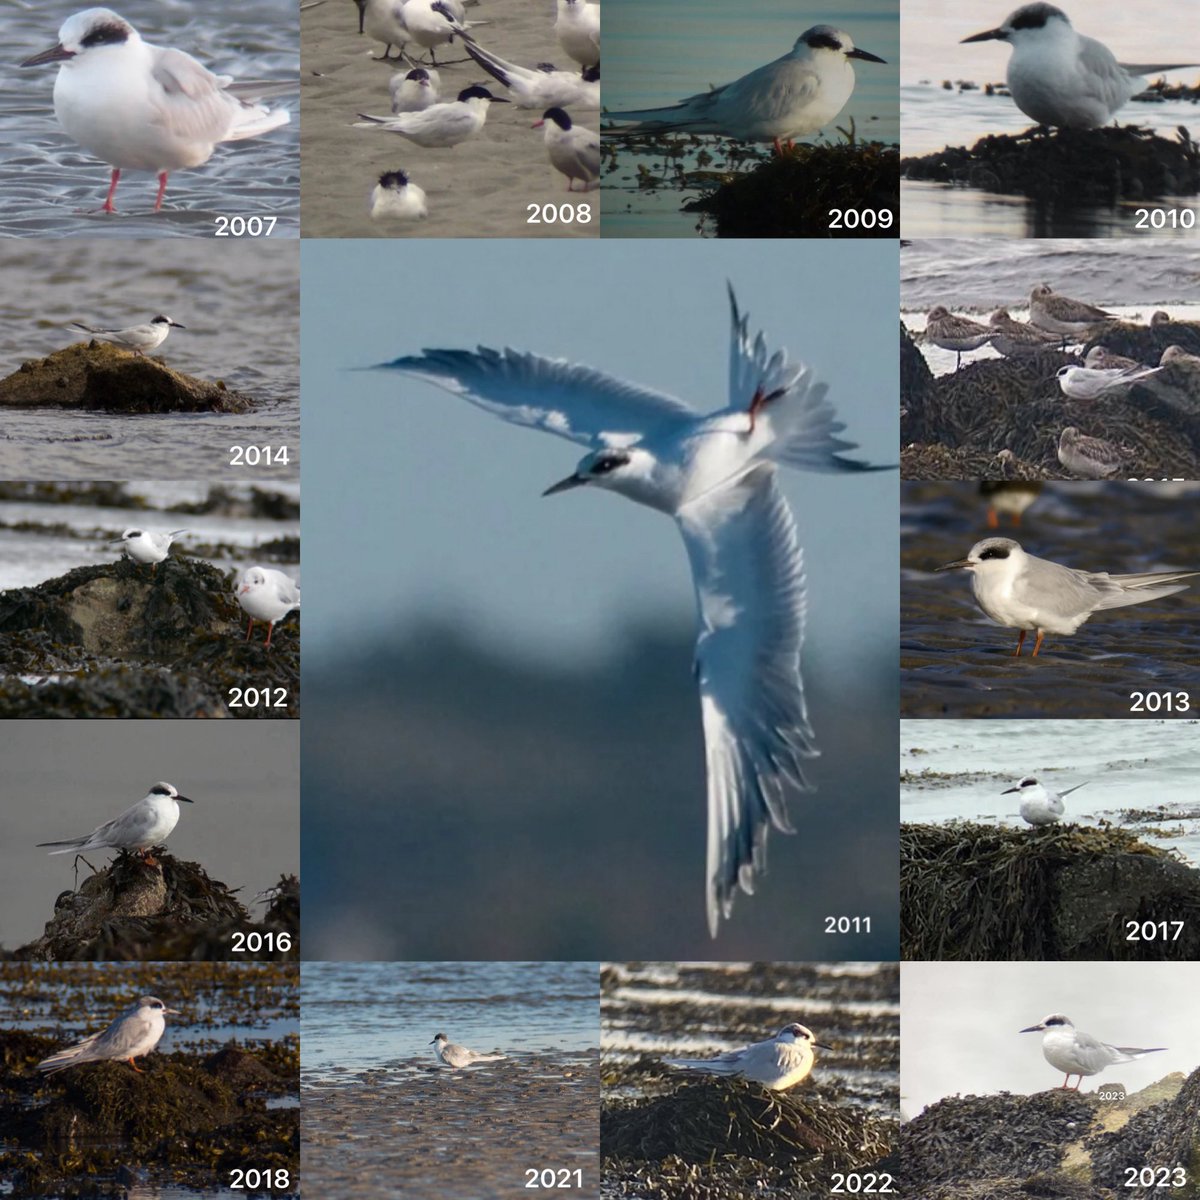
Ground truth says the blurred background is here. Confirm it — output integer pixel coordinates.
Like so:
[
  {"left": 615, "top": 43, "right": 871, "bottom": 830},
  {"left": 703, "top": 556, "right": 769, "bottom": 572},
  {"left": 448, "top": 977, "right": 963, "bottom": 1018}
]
[{"left": 300, "top": 238, "right": 899, "bottom": 960}]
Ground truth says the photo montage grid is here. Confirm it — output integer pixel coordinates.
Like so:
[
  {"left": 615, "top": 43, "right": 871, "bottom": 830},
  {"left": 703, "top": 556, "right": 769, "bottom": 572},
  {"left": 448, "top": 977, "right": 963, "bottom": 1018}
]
[{"left": 1, "top": 2, "right": 1198, "bottom": 1199}]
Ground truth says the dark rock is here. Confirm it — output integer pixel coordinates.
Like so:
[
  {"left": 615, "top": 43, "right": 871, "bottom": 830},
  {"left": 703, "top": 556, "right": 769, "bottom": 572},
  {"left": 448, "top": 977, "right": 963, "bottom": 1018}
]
[{"left": 0, "top": 342, "right": 254, "bottom": 413}]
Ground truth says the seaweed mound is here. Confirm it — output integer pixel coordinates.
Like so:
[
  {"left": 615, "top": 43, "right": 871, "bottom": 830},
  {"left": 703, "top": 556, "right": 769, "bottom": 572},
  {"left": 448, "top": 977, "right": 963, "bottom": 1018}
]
[
  {"left": 603, "top": 1077, "right": 896, "bottom": 1197},
  {"left": 687, "top": 142, "right": 899, "bottom": 237},
  {"left": 902, "top": 821, "right": 1200, "bottom": 960},
  {"left": 899, "top": 1070, "right": 1200, "bottom": 1200},
  {"left": 0, "top": 342, "right": 253, "bottom": 413},
  {"left": 901, "top": 124, "right": 1200, "bottom": 202},
  {"left": 0, "top": 1031, "right": 298, "bottom": 1195},
  {"left": 0, "top": 557, "right": 299, "bottom": 718},
  {"left": 900, "top": 323, "right": 1200, "bottom": 479},
  {"left": 8, "top": 853, "right": 300, "bottom": 961}
]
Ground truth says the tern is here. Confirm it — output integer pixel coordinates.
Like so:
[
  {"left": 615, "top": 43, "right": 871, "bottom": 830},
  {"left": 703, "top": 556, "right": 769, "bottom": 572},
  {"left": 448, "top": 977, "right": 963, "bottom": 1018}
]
[
  {"left": 961, "top": 4, "right": 1198, "bottom": 129},
  {"left": 979, "top": 481, "right": 1042, "bottom": 529},
  {"left": 376, "top": 285, "right": 889, "bottom": 935},
  {"left": 463, "top": 37, "right": 600, "bottom": 110},
  {"left": 356, "top": 0, "right": 410, "bottom": 61},
  {"left": 371, "top": 168, "right": 428, "bottom": 220},
  {"left": 534, "top": 108, "right": 599, "bottom": 191},
  {"left": 936, "top": 536, "right": 1200, "bottom": 656},
  {"left": 37, "top": 781, "right": 193, "bottom": 862},
  {"left": 603, "top": 26, "right": 886, "bottom": 152},
  {"left": 390, "top": 68, "right": 440, "bottom": 114},
  {"left": 556, "top": 0, "right": 600, "bottom": 71},
  {"left": 236, "top": 566, "right": 301, "bottom": 648},
  {"left": 70, "top": 314, "right": 184, "bottom": 356},
  {"left": 20, "top": 8, "right": 291, "bottom": 213},
  {"left": 355, "top": 85, "right": 508, "bottom": 147},
  {"left": 430, "top": 1033, "right": 506, "bottom": 1067},
  {"left": 110, "top": 527, "right": 188, "bottom": 569},
  {"left": 1003, "top": 775, "right": 1087, "bottom": 825},
  {"left": 1020, "top": 1014, "right": 1166, "bottom": 1090},
  {"left": 38, "top": 997, "right": 181, "bottom": 1075},
  {"left": 1055, "top": 364, "right": 1160, "bottom": 401},
  {"left": 664, "top": 1023, "right": 830, "bottom": 1091}
]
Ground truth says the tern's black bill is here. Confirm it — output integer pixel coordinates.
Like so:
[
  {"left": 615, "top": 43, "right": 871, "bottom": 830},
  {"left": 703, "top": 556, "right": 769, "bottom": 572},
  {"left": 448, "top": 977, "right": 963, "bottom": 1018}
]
[
  {"left": 936, "top": 559, "right": 973, "bottom": 572},
  {"left": 21, "top": 43, "right": 74, "bottom": 67},
  {"left": 542, "top": 474, "right": 586, "bottom": 497},
  {"left": 847, "top": 48, "right": 887, "bottom": 63},
  {"left": 961, "top": 28, "right": 1006, "bottom": 44}
]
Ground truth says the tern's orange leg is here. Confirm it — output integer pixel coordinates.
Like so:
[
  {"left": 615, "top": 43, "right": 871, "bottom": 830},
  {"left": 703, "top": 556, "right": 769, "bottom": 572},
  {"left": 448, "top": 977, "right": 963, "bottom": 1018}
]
[
  {"left": 245, "top": 618, "right": 255, "bottom": 642},
  {"left": 987, "top": 508, "right": 999, "bottom": 529},
  {"left": 1013, "top": 630, "right": 1026, "bottom": 657},
  {"left": 1033, "top": 631, "right": 1045, "bottom": 657},
  {"left": 154, "top": 172, "right": 169, "bottom": 212},
  {"left": 264, "top": 622, "right": 275, "bottom": 650},
  {"left": 128, "top": 1058, "right": 145, "bottom": 1074}
]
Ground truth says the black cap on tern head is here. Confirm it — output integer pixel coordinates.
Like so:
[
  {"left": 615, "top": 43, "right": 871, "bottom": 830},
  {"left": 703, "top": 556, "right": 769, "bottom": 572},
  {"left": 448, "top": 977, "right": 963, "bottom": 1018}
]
[
  {"left": 379, "top": 169, "right": 410, "bottom": 188},
  {"left": 406, "top": 68, "right": 430, "bottom": 82},
  {"left": 542, "top": 107, "right": 571, "bottom": 129},
  {"left": 457, "top": 85, "right": 507, "bottom": 104}
]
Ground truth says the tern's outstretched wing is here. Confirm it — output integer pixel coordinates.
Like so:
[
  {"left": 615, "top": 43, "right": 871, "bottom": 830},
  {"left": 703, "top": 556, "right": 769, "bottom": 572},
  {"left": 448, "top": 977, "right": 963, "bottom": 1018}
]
[
  {"left": 726, "top": 285, "right": 891, "bottom": 473},
  {"left": 378, "top": 347, "right": 696, "bottom": 448},
  {"left": 151, "top": 49, "right": 289, "bottom": 143},
  {"left": 676, "top": 464, "right": 816, "bottom": 937}
]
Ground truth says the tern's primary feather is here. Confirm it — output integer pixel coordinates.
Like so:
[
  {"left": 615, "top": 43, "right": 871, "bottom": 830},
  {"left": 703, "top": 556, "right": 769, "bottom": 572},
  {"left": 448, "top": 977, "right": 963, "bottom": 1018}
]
[
  {"left": 377, "top": 347, "right": 695, "bottom": 448},
  {"left": 677, "top": 466, "right": 814, "bottom": 931},
  {"left": 378, "top": 286, "right": 886, "bottom": 934}
]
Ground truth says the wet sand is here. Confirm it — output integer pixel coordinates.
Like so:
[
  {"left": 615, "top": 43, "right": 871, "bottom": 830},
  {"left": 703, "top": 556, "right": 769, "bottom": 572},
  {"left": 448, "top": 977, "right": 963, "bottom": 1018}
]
[
  {"left": 302, "top": 1051, "right": 599, "bottom": 1198},
  {"left": 301, "top": 0, "right": 600, "bottom": 238}
]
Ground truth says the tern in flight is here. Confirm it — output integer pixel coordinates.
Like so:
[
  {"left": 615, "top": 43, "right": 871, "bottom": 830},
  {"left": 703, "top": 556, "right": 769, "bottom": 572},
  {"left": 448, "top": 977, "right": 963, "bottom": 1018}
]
[{"left": 376, "top": 285, "right": 888, "bottom": 935}]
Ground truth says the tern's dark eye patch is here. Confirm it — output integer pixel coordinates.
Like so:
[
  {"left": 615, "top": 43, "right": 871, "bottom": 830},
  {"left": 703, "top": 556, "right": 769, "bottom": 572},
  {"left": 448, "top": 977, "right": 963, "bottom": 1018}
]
[
  {"left": 592, "top": 452, "right": 629, "bottom": 475},
  {"left": 127, "top": 529, "right": 143, "bottom": 538},
  {"left": 150, "top": 784, "right": 173, "bottom": 796},
  {"left": 978, "top": 546, "right": 1011, "bottom": 561},
  {"left": 806, "top": 33, "right": 843, "bottom": 52},
  {"left": 1010, "top": 5, "right": 1056, "bottom": 31},
  {"left": 81, "top": 22, "right": 130, "bottom": 49}
]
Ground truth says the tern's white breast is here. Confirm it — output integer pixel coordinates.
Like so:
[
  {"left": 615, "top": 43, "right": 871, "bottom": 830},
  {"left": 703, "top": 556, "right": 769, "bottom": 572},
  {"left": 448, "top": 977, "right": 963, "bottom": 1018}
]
[{"left": 54, "top": 39, "right": 220, "bottom": 171}]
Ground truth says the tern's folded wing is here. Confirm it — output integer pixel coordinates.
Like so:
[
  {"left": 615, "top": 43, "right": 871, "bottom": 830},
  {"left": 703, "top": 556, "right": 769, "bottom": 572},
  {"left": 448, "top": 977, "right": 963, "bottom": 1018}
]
[
  {"left": 677, "top": 465, "right": 816, "bottom": 937},
  {"left": 378, "top": 347, "right": 695, "bottom": 448}
]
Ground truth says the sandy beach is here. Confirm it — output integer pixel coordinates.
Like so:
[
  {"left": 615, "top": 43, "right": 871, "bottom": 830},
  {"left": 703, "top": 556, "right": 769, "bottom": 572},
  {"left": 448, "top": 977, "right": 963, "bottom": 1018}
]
[{"left": 301, "top": 0, "right": 600, "bottom": 238}]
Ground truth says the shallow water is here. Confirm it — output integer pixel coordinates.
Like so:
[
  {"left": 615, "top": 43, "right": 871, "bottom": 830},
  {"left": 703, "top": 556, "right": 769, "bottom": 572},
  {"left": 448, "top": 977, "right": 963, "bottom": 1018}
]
[
  {"left": 900, "top": 718, "right": 1200, "bottom": 868},
  {"left": 301, "top": 961, "right": 598, "bottom": 1199},
  {"left": 601, "top": 0, "right": 900, "bottom": 237},
  {"left": 901, "top": 482, "right": 1200, "bottom": 716},
  {"left": 0, "top": 240, "right": 299, "bottom": 480}
]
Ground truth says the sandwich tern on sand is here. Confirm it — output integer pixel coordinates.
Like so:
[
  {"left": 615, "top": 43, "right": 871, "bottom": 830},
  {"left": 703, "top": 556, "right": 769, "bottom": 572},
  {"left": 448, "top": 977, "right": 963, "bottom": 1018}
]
[
  {"left": 355, "top": 85, "right": 507, "bottom": 147},
  {"left": 556, "top": 0, "right": 600, "bottom": 71},
  {"left": 20, "top": 8, "right": 290, "bottom": 212},
  {"left": 70, "top": 314, "right": 184, "bottom": 355},
  {"left": 962, "top": 4, "right": 1198, "bottom": 129},
  {"left": 371, "top": 168, "right": 428, "bottom": 220},
  {"left": 376, "top": 285, "right": 889, "bottom": 935},
  {"left": 534, "top": 108, "right": 599, "bottom": 191},
  {"left": 390, "top": 68, "right": 440, "bottom": 114},
  {"left": 936, "top": 536, "right": 1200, "bottom": 656},
  {"left": 463, "top": 37, "right": 600, "bottom": 109},
  {"left": 603, "top": 26, "right": 885, "bottom": 151},
  {"left": 38, "top": 996, "right": 181, "bottom": 1075},
  {"left": 37, "top": 782, "right": 193, "bottom": 860},
  {"left": 430, "top": 1033, "right": 506, "bottom": 1067},
  {"left": 664, "top": 1023, "right": 830, "bottom": 1091},
  {"left": 1020, "top": 1013, "right": 1165, "bottom": 1090},
  {"left": 1003, "top": 775, "right": 1087, "bottom": 825},
  {"left": 236, "top": 566, "right": 301, "bottom": 648}
]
